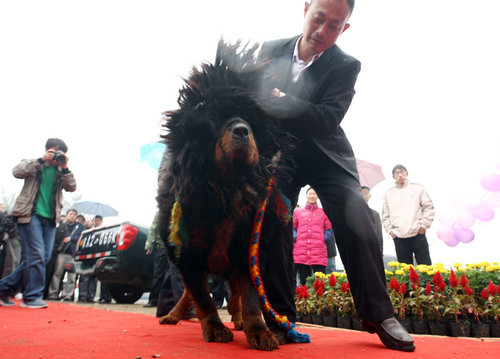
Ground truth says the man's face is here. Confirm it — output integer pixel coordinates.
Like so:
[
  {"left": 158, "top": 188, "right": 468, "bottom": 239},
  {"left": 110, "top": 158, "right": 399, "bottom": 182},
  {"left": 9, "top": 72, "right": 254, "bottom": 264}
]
[
  {"left": 306, "top": 189, "right": 318, "bottom": 205},
  {"left": 300, "top": 0, "right": 351, "bottom": 60},
  {"left": 393, "top": 169, "right": 408, "bottom": 186},
  {"left": 361, "top": 188, "right": 371, "bottom": 203},
  {"left": 66, "top": 211, "right": 77, "bottom": 224},
  {"left": 94, "top": 218, "right": 103, "bottom": 227}
]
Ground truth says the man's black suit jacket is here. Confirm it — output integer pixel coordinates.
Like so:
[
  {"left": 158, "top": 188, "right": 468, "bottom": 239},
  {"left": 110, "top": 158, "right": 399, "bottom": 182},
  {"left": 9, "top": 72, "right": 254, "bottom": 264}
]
[{"left": 258, "top": 35, "right": 361, "bottom": 181}]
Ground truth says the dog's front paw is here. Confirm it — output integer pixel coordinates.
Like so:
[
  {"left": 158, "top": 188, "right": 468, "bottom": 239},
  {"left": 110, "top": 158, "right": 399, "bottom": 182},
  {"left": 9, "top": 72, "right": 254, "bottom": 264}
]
[
  {"left": 247, "top": 329, "right": 280, "bottom": 351},
  {"left": 203, "top": 323, "right": 233, "bottom": 343}
]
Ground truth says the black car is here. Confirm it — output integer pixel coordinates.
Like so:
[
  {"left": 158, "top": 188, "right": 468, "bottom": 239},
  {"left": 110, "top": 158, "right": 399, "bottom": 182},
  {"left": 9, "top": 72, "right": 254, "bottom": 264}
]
[{"left": 74, "top": 222, "right": 153, "bottom": 304}]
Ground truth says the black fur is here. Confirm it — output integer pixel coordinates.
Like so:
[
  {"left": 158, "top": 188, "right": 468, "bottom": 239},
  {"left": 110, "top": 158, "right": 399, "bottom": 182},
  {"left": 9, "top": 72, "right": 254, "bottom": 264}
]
[{"left": 156, "top": 40, "right": 295, "bottom": 350}]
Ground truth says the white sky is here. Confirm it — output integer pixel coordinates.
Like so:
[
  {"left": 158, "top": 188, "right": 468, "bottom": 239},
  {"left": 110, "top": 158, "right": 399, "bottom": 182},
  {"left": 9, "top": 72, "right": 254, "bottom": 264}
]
[{"left": 1, "top": 1, "right": 499, "bottom": 267}]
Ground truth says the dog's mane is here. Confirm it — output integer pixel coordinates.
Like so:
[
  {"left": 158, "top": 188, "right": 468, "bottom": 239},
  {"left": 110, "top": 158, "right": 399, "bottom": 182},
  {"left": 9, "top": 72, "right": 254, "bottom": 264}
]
[{"left": 161, "top": 40, "right": 295, "bottom": 211}]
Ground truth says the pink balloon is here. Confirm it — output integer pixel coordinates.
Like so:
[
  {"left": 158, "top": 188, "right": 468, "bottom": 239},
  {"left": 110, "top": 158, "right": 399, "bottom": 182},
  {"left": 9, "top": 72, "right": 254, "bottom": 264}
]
[
  {"left": 438, "top": 213, "right": 455, "bottom": 227},
  {"left": 469, "top": 201, "right": 495, "bottom": 222},
  {"left": 480, "top": 173, "right": 500, "bottom": 192},
  {"left": 445, "top": 235, "right": 459, "bottom": 247},
  {"left": 452, "top": 225, "right": 475, "bottom": 243},
  {"left": 483, "top": 191, "right": 500, "bottom": 208},
  {"left": 437, "top": 226, "right": 454, "bottom": 242},
  {"left": 456, "top": 210, "right": 475, "bottom": 228}
]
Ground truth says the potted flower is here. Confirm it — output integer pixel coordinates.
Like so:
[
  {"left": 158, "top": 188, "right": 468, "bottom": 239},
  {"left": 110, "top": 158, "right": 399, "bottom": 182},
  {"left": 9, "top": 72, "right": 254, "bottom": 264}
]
[
  {"left": 336, "top": 280, "right": 353, "bottom": 329},
  {"left": 310, "top": 277, "right": 327, "bottom": 325},
  {"left": 446, "top": 270, "right": 471, "bottom": 337},
  {"left": 407, "top": 266, "right": 429, "bottom": 334},
  {"left": 295, "top": 284, "right": 312, "bottom": 323},
  {"left": 389, "top": 277, "right": 411, "bottom": 332},
  {"left": 322, "top": 273, "right": 339, "bottom": 327},
  {"left": 425, "top": 271, "right": 449, "bottom": 335}
]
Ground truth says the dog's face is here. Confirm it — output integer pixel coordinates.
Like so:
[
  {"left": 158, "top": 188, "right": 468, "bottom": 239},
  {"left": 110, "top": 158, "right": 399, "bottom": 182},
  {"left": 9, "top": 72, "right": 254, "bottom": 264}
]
[{"left": 214, "top": 117, "right": 259, "bottom": 169}]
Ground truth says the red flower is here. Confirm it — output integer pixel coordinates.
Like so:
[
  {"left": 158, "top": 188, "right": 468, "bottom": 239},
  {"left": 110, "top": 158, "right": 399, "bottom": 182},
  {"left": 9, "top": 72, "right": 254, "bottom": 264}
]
[
  {"left": 389, "top": 277, "right": 400, "bottom": 292},
  {"left": 487, "top": 280, "right": 497, "bottom": 296},
  {"left": 465, "top": 284, "right": 474, "bottom": 296},
  {"left": 340, "top": 281, "right": 350, "bottom": 293},
  {"left": 328, "top": 274, "right": 337, "bottom": 287},
  {"left": 400, "top": 282, "right": 407, "bottom": 295},
  {"left": 432, "top": 271, "right": 444, "bottom": 286},
  {"left": 449, "top": 269, "right": 458, "bottom": 288},
  {"left": 459, "top": 273, "right": 469, "bottom": 288},
  {"left": 296, "top": 286, "right": 301, "bottom": 295},
  {"left": 313, "top": 278, "right": 320, "bottom": 291},
  {"left": 425, "top": 282, "right": 432, "bottom": 295},
  {"left": 316, "top": 286, "right": 324, "bottom": 296},
  {"left": 481, "top": 288, "right": 490, "bottom": 300},
  {"left": 438, "top": 281, "right": 446, "bottom": 292},
  {"left": 409, "top": 266, "right": 419, "bottom": 285}
]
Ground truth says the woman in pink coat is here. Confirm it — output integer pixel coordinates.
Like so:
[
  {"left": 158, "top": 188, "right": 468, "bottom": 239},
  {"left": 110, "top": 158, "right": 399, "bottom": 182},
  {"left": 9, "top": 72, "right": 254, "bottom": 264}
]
[{"left": 293, "top": 187, "right": 333, "bottom": 285}]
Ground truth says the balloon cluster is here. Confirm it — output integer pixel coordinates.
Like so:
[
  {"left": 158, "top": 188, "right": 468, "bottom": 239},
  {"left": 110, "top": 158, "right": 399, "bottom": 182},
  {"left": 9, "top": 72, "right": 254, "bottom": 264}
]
[{"left": 437, "top": 171, "right": 500, "bottom": 247}]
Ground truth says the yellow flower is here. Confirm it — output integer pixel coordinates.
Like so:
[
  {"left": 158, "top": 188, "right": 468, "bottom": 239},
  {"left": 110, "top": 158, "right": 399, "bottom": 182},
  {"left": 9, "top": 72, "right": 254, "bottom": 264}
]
[
  {"left": 434, "top": 263, "right": 444, "bottom": 268},
  {"left": 385, "top": 270, "right": 394, "bottom": 276},
  {"left": 486, "top": 266, "right": 495, "bottom": 273},
  {"left": 492, "top": 262, "right": 499, "bottom": 266},
  {"left": 388, "top": 261, "right": 400, "bottom": 268},
  {"left": 428, "top": 270, "right": 435, "bottom": 276},
  {"left": 416, "top": 265, "right": 428, "bottom": 273},
  {"left": 395, "top": 270, "right": 404, "bottom": 276},
  {"left": 333, "top": 272, "right": 341, "bottom": 277},
  {"left": 453, "top": 262, "right": 462, "bottom": 269}
]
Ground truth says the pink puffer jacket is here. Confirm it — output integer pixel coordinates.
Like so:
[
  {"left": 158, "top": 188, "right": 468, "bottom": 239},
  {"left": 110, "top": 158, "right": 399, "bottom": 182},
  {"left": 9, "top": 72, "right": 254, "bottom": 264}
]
[{"left": 293, "top": 203, "right": 332, "bottom": 266}]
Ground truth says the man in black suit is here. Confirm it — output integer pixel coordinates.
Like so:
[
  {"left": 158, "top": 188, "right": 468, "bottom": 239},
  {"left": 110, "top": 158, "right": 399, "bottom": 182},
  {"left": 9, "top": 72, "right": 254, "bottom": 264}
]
[{"left": 258, "top": 0, "right": 414, "bottom": 351}]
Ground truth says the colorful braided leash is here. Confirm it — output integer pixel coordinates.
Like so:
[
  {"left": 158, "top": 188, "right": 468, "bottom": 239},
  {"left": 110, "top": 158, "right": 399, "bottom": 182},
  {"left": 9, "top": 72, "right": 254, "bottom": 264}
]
[{"left": 249, "top": 169, "right": 311, "bottom": 343}]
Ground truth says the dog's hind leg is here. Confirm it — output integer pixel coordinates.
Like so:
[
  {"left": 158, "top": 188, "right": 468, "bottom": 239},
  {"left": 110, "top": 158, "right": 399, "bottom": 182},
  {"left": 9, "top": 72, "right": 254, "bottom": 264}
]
[
  {"left": 159, "top": 288, "right": 194, "bottom": 325},
  {"left": 240, "top": 278, "right": 279, "bottom": 351},
  {"left": 185, "top": 273, "right": 233, "bottom": 343},
  {"left": 227, "top": 280, "right": 243, "bottom": 331}
]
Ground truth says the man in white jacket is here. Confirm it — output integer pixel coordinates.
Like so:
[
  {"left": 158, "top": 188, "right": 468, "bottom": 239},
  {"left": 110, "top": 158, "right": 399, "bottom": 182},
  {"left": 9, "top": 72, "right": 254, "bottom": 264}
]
[{"left": 382, "top": 164, "right": 435, "bottom": 265}]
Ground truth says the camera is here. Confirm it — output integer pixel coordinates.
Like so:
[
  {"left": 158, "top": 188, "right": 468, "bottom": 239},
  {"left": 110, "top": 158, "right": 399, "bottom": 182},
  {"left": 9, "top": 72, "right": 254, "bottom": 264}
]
[{"left": 53, "top": 150, "right": 66, "bottom": 165}]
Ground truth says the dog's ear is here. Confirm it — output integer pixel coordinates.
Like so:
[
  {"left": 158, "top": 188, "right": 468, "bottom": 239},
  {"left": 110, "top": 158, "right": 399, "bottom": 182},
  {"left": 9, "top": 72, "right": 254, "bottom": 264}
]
[{"left": 183, "top": 112, "right": 216, "bottom": 145}]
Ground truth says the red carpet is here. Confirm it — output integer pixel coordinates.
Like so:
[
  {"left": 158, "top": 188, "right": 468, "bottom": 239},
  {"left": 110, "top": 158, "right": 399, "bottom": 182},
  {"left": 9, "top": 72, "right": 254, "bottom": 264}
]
[{"left": 1, "top": 301, "right": 499, "bottom": 359}]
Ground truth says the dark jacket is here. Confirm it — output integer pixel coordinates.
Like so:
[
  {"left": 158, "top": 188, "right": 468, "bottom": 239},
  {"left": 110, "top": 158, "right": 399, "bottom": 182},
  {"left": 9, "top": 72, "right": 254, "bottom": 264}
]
[
  {"left": 57, "top": 221, "right": 85, "bottom": 255},
  {"left": 258, "top": 35, "right": 361, "bottom": 181}
]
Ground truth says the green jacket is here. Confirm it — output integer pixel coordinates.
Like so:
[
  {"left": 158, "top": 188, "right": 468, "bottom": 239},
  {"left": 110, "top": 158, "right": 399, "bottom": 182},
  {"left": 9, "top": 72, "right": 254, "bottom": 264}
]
[{"left": 12, "top": 158, "right": 76, "bottom": 224}]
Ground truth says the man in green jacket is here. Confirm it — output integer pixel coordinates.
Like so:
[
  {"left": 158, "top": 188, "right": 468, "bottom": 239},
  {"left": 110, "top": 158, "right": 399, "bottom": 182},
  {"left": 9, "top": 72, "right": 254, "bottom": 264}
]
[{"left": 0, "top": 138, "right": 76, "bottom": 308}]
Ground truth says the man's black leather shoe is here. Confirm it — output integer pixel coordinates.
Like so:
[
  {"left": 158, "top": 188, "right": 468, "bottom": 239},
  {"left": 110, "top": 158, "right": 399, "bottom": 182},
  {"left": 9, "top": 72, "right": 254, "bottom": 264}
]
[
  {"left": 143, "top": 301, "right": 157, "bottom": 308},
  {"left": 361, "top": 317, "right": 415, "bottom": 352}
]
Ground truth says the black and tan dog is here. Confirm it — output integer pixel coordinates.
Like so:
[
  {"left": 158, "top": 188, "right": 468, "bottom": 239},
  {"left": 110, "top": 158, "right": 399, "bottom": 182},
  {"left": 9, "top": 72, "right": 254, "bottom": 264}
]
[{"left": 155, "top": 41, "right": 295, "bottom": 351}]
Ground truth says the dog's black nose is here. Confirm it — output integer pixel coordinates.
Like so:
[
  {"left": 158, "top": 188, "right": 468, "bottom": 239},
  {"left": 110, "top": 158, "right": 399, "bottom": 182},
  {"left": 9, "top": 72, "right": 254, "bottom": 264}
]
[{"left": 231, "top": 123, "right": 250, "bottom": 139}]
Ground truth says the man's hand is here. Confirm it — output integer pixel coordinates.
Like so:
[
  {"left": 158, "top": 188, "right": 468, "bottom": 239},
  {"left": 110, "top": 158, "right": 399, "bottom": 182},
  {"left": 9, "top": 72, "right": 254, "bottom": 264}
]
[
  {"left": 63, "top": 236, "right": 71, "bottom": 243},
  {"left": 42, "top": 149, "right": 55, "bottom": 162},
  {"left": 419, "top": 228, "right": 426, "bottom": 235},
  {"left": 390, "top": 232, "right": 396, "bottom": 239}
]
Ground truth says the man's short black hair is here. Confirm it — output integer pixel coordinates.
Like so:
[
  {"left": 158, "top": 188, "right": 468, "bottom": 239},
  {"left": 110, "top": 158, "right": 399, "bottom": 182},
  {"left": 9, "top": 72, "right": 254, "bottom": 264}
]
[
  {"left": 392, "top": 164, "right": 408, "bottom": 175},
  {"left": 94, "top": 215, "right": 103, "bottom": 220},
  {"left": 361, "top": 186, "right": 370, "bottom": 191},
  {"left": 310, "top": 0, "right": 355, "bottom": 13},
  {"left": 45, "top": 138, "right": 68, "bottom": 153}
]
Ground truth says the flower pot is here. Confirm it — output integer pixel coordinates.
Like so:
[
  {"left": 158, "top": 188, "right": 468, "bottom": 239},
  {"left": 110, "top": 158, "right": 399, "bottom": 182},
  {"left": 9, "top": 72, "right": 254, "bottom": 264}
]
[
  {"left": 337, "top": 315, "right": 352, "bottom": 329},
  {"left": 471, "top": 322, "right": 490, "bottom": 338},
  {"left": 301, "top": 313, "right": 312, "bottom": 323},
  {"left": 397, "top": 318, "right": 412, "bottom": 333},
  {"left": 322, "top": 315, "right": 337, "bottom": 327},
  {"left": 449, "top": 320, "right": 471, "bottom": 338},
  {"left": 490, "top": 322, "right": 500, "bottom": 338},
  {"left": 411, "top": 319, "right": 428, "bottom": 334},
  {"left": 428, "top": 320, "right": 448, "bottom": 336},
  {"left": 351, "top": 316, "right": 362, "bottom": 331},
  {"left": 311, "top": 314, "right": 324, "bottom": 326}
]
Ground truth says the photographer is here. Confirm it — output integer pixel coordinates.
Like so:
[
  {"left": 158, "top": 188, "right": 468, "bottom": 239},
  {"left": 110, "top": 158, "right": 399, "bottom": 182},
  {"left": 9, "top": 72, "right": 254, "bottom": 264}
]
[{"left": 0, "top": 138, "right": 76, "bottom": 308}]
